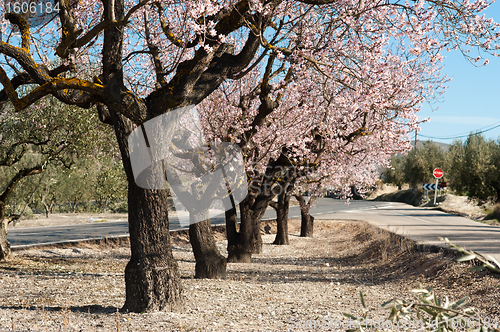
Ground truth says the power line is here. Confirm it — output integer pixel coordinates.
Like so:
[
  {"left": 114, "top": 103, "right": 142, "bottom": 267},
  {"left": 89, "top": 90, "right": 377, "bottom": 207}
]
[{"left": 419, "top": 122, "right": 500, "bottom": 140}]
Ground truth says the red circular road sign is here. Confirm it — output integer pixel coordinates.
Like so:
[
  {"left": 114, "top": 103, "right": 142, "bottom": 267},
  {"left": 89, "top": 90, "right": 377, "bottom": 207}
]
[{"left": 433, "top": 168, "right": 444, "bottom": 179}]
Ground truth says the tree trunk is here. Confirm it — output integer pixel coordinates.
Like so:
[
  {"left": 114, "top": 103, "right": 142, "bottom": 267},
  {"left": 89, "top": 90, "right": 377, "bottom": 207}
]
[
  {"left": 122, "top": 182, "right": 183, "bottom": 312},
  {"left": 273, "top": 193, "right": 290, "bottom": 245},
  {"left": 0, "top": 202, "right": 11, "bottom": 261},
  {"left": 295, "top": 194, "right": 314, "bottom": 237},
  {"left": 495, "top": 186, "right": 500, "bottom": 203},
  {"left": 226, "top": 183, "right": 277, "bottom": 262},
  {"left": 225, "top": 206, "right": 246, "bottom": 263},
  {"left": 243, "top": 196, "right": 264, "bottom": 251},
  {"left": 0, "top": 222, "right": 10, "bottom": 261},
  {"left": 101, "top": 199, "right": 109, "bottom": 213},
  {"left": 70, "top": 200, "right": 77, "bottom": 213},
  {"left": 43, "top": 201, "right": 50, "bottom": 218},
  {"left": 189, "top": 212, "right": 226, "bottom": 279},
  {"left": 111, "top": 112, "right": 182, "bottom": 313},
  {"left": 227, "top": 197, "right": 254, "bottom": 262},
  {"left": 0, "top": 166, "right": 44, "bottom": 260},
  {"left": 300, "top": 212, "right": 314, "bottom": 238}
]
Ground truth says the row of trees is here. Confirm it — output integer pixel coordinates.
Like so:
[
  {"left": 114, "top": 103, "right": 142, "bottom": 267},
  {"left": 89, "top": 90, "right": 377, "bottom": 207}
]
[
  {"left": 3, "top": 158, "right": 127, "bottom": 218},
  {"left": 0, "top": 95, "right": 127, "bottom": 257},
  {"left": 0, "top": 0, "right": 498, "bottom": 313},
  {"left": 383, "top": 135, "right": 500, "bottom": 202}
]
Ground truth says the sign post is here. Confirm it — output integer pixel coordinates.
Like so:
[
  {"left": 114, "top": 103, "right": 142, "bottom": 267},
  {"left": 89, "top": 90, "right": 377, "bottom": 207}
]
[{"left": 433, "top": 168, "right": 444, "bottom": 205}]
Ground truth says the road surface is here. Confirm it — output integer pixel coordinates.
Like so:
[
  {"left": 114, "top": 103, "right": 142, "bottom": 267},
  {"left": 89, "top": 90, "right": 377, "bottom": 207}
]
[{"left": 8, "top": 198, "right": 500, "bottom": 263}]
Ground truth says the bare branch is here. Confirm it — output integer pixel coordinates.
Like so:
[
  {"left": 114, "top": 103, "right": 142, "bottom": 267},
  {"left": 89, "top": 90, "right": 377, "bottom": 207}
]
[
  {"left": 0, "top": 72, "right": 105, "bottom": 111},
  {"left": 144, "top": 10, "right": 166, "bottom": 88}
]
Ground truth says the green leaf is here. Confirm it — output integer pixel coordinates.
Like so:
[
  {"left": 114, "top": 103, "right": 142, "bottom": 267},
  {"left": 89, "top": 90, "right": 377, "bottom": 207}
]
[
  {"left": 420, "top": 307, "right": 436, "bottom": 316},
  {"left": 360, "top": 291, "right": 366, "bottom": 308},
  {"left": 487, "top": 255, "right": 500, "bottom": 269},
  {"left": 451, "top": 296, "right": 468, "bottom": 310},
  {"left": 456, "top": 254, "right": 476, "bottom": 262},
  {"left": 381, "top": 299, "right": 395, "bottom": 307},
  {"left": 469, "top": 266, "right": 486, "bottom": 271},
  {"left": 343, "top": 313, "right": 358, "bottom": 320},
  {"left": 411, "top": 289, "right": 429, "bottom": 293}
]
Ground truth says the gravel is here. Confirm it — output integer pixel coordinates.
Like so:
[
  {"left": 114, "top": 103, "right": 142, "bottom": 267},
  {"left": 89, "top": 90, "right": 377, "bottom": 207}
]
[{"left": 1, "top": 218, "right": 499, "bottom": 331}]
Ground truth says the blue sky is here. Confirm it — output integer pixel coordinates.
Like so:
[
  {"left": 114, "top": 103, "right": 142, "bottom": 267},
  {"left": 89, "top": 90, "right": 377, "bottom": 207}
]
[{"left": 417, "top": 1, "right": 500, "bottom": 144}]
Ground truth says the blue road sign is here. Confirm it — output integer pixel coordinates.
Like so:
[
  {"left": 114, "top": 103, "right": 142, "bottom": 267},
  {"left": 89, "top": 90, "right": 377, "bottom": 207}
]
[
  {"left": 423, "top": 184, "right": 436, "bottom": 190},
  {"left": 423, "top": 184, "right": 445, "bottom": 190}
]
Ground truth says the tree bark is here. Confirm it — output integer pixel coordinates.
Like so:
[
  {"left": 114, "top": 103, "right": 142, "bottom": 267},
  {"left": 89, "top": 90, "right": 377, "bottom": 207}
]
[
  {"left": 227, "top": 198, "right": 253, "bottom": 263},
  {"left": 227, "top": 194, "right": 273, "bottom": 262},
  {"left": 300, "top": 211, "right": 314, "bottom": 238},
  {"left": 189, "top": 212, "right": 226, "bottom": 279},
  {"left": 273, "top": 193, "right": 290, "bottom": 245},
  {"left": 495, "top": 186, "right": 500, "bottom": 203},
  {"left": 225, "top": 206, "right": 245, "bottom": 262},
  {"left": 295, "top": 194, "right": 315, "bottom": 237},
  {"left": 0, "top": 202, "right": 11, "bottom": 261},
  {"left": 0, "top": 223, "right": 10, "bottom": 261},
  {"left": 123, "top": 182, "right": 182, "bottom": 312},
  {"left": 111, "top": 111, "right": 182, "bottom": 313}
]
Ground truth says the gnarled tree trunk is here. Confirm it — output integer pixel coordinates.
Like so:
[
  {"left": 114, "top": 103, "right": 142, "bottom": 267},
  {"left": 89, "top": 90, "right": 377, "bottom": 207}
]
[
  {"left": 295, "top": 194, "right": 315, "bottom": 238},
  {"left": 227, "top": 196, "right": 257, "bottom": 262},
  {"left": 227, "top": 193, "right": 274, "bottom": 262},
  {"left": 123, "top": 183, "right": 182, "bottom": 312},
  {"left": 273, "top": 193, "right": 290, "bottom": 245},
  {"left": 112, "top": 112, "right": 182, "bottom": 313},
  {"left": 0, "top": 166, "right": 43, "bottom": 260},
  {"left": 300, "top": 211, "right": 314, "bottom": 238},
  {"left": 225, "top": 206, "right": 244, "bottom": 262},
  {"left": 189, "top": 213, "right": 226, "bottom": 278},
  {"left": 0, "top": 203, "right": 10, "bottom": 261}
]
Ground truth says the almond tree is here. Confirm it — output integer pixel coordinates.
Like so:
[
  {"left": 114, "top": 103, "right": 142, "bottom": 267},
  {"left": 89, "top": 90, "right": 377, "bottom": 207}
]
[
  {"left": 200, "top": 40, "right": 437, "bottom": 255},
  {"left": 0, "top": 0, "right": 498, "bottom": 312},
  {"left": 198, "top": 0, "right": 499, "bottom": 260}
]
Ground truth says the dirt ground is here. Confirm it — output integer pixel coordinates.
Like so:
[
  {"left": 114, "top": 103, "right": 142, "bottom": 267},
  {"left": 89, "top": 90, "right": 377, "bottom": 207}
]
[
  {"left": 0, "top": 218, "right": 499, "bottom": 331},
  {"left": 7, "top": 213, "right": 128, "bottom": 229}
]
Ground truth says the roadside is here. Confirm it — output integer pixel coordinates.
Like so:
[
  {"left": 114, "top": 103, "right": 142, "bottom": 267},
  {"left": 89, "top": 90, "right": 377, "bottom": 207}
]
[
  {"left": 369, "top": 183, "right": 496, "bottom": 223},
  {"left": 7, "top": 198, "right": 300, "bottom": 230},
  {"left": 7, "top": 213, "right": 128, "bottom": 229},
  {"left": 0, "top": 218, "right": 498, "bottom": 331}
]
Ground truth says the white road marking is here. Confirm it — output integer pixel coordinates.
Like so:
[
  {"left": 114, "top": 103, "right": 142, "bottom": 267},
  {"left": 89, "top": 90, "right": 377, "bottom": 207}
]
[
  {"left": 391, "top": 213, "right": 430, "bottom": 223},
  {"left": 342, "top": 204, "right": 395, "bottom": 213}
]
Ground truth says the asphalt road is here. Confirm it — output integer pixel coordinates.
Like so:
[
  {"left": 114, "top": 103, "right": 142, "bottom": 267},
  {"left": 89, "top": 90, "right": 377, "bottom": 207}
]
[
  {"left": 8, "top": 198, "right": 500, "bottom": 263},
  {"left": 315, "top": 201, "right": 500, "bottom": 262},
  {"left": 7, "top": 198, "right": 380, "bottom": 248}
]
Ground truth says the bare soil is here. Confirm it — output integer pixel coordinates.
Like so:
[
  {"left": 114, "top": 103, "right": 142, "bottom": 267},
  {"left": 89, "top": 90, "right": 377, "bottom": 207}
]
[{"left": 0, "top": 218, "right": 499, "bottom": 331}]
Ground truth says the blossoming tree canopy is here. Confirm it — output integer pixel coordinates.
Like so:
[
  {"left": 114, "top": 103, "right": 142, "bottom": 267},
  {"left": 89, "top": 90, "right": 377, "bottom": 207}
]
[
  {"left": 0, "top": 0, "right": 498, "bottom": 121},
  {"left": 0, "top": 0, "right": 498, "bottom": 313}
]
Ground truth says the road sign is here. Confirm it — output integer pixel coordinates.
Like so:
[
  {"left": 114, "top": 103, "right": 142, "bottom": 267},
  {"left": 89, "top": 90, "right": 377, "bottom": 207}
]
[
  {"left": 433, "top": 168, "right": 444, "bottom": 179},
  {"left": 423, "top": 183, "right": 446, "bottom": 190},
  {"left": 423, "top": 184, "right": 436, "bottom": 190}
]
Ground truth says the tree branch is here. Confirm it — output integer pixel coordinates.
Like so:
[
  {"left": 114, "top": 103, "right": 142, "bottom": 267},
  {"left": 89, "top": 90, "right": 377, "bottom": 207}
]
[
  {"left": 0, "top": 71, "right": 105, "bottom": 111},
  {"left": 5, "top": 13, "right": 30, "bottom": 53},
  {"left": 144, "top": 10, "right": 166, "bottom": 88}
]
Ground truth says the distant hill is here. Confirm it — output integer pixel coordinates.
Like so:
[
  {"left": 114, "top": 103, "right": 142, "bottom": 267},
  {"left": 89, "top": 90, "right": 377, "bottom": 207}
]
[{"left": 410, "top": 140, "right": 450, "bottom": 151}]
